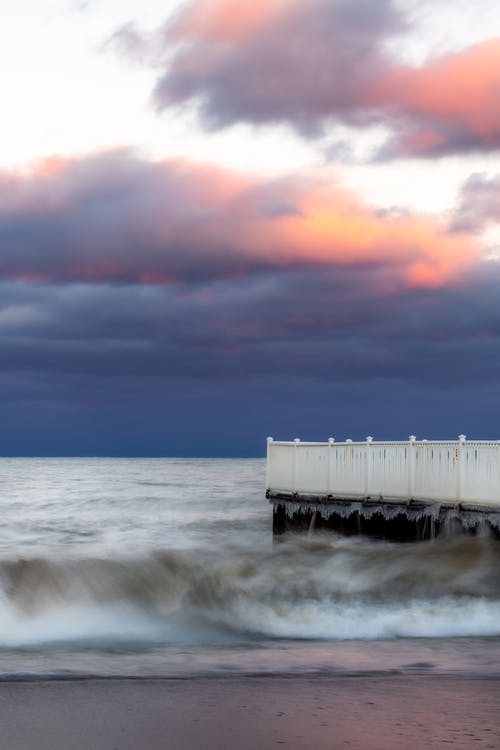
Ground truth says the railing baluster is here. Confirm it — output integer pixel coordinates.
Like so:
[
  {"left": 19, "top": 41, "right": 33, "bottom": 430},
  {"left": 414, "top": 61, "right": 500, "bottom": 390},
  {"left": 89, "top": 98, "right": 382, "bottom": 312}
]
[
  {"left": 293, "top": 438, "right": 300, "bottom": 494},
  {"left": 456, "top": 434, "right": 466, "bottom": 502},
  {"left": 365, "top": 436, "right": 373, "bottom": 497},
  {"left": 407, "top": 435, "right": 416, "bottom": 499},
  {"left": 265, "top": 437, "right": 273, "bottom": 491},
  {"left": 328, "top": 437, "right": 334, "bottom": 495}
]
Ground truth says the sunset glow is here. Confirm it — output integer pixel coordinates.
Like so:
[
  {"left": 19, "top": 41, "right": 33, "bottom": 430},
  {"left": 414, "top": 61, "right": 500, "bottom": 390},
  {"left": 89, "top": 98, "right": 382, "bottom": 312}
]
[{"left": 0, "top": 0, "right": 499, "bottom": 454}]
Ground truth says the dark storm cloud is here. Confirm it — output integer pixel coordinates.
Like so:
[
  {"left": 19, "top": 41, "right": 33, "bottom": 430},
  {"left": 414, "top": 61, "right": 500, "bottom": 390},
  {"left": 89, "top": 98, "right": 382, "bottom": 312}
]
[
  {"left": 126, "top": 0, "right": 500, "bottom": 157},
  {"left": 1, "top": 260, "right": 500, "bottom": 388},
  {"left": 2, "top": 263, "right": 500, "bottom": 453}
]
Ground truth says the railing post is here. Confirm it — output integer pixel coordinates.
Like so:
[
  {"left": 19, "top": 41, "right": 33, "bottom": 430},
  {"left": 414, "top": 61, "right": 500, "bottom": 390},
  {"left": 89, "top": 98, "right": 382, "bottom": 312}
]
[
  {"left": 365, "top": 436, "right": 373, "bottom": 497},
  {"left": 408, "top": 435, "right": 416, "bottom": 499},
  {"left": 328, "top": 437, "right": 334, "bottom": 495},
  {"left": 457, "top": 434, "right": 466, "bottom": 502},
  {"left": 293, "top": 438, "right": 300, "bottom": 494},
  {"left": 265, "top": 437, "right": 273, "bottom": 492}
]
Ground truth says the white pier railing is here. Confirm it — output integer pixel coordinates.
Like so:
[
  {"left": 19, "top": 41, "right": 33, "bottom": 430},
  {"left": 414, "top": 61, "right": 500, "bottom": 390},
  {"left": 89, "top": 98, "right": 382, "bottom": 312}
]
[{"left": 266, "top": 436, "right": 500, "bottom": 508}]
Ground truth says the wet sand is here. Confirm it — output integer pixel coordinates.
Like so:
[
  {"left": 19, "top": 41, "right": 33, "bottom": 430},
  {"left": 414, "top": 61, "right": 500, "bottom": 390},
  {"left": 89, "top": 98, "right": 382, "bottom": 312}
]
[{"left": 0, "top": 674, "right": 498, "bottom": 749}]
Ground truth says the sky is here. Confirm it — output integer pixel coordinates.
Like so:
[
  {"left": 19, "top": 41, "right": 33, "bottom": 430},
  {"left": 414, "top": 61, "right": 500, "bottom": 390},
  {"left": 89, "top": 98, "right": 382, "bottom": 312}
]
[{"left": 1, "top": 0, "right": 500, "bottom": 456}]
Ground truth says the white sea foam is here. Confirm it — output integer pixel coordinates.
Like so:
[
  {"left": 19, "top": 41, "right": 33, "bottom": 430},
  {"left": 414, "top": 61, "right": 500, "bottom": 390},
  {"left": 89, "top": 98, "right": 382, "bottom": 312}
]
[
  {"left": 0, "top": 535, "right": 498, "bottom": 647},
  {"left": 0, "top": 457, "right": 498, "bottom": 680}
]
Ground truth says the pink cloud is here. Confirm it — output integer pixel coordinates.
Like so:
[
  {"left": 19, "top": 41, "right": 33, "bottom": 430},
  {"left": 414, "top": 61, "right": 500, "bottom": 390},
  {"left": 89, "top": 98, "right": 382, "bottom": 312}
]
[
  {"left": 167, "top": 0, "right": 292, "bottom": 43},
  {"left": 0, "top": 151, "right": 483, "bottom": 288},
  {"left": 143, "top": 0, "right": 500, "bottom": 155},
  {"left": 375, "top": 38, "right": 500, "bottom": 156}
]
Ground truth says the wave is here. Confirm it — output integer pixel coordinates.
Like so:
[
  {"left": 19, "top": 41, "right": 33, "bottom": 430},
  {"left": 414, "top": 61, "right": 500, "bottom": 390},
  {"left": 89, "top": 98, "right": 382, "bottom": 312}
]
[{"left": 1, "top": 535, "right": 500, "bottom": 647}]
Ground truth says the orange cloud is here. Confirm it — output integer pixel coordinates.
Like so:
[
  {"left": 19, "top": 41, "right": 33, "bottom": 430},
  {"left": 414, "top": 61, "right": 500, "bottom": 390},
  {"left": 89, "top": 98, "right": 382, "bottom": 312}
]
[
  {"left": 237, "top": 181, "right": 480, "bottom": 288},
  {"left": 0, "top": 152, "right": 482, "bottom": 289}
]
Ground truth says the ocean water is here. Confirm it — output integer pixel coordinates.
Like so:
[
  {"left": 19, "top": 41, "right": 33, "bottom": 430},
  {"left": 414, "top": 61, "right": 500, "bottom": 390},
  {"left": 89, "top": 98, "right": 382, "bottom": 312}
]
[{"left": 0, "top": 457, "right": 499, "bottom": 679}]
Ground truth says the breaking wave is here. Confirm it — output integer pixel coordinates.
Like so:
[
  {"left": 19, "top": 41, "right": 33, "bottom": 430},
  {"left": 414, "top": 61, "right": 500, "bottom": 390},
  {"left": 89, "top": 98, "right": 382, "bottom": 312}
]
[{"left": 1, "top": 535, "right": 500, "bottom": 648}]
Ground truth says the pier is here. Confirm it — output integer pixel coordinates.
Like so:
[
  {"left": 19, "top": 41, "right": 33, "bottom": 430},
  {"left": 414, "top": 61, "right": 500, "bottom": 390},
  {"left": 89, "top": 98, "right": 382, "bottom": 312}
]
[{"left": 266, "top": 436, "right": 500, "bottom": 541}]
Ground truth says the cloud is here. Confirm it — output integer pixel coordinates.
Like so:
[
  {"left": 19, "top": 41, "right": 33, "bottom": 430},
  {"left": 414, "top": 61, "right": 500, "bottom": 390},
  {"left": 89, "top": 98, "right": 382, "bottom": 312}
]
[
  {"left": 451, "top": 173, "right": 500, "bottom": 232},
  {"left": 0, "top": 149, "right": 495, "bottom": 391},
  {"left": 0, "top": 148, "right": 493, "bottom": 390},
  {"left": 0, "top": 150, "right": 481, "bottom": 288},
  {"left": 1, "top": 260, "right": 500, "bottom": 405},
  {"left": 1, "top": 149, "right": 499, "bottom": 453},
  {"left": 375, "top": 39, "right": 500, "bottom": 157},
  {"left": 153, "top": 0, "right": 401, "bottom": 135},
  {"left": 137, "top": 0, "right": 500, "bottom": 156}
]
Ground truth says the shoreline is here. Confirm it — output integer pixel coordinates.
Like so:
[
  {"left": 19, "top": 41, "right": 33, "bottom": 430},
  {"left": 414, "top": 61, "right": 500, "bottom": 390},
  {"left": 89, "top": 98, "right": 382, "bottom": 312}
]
[
  {"left": 0, "top": 673, "right": 498, "bottom": 749},
  {"left": 0, "top": 667, "right": 498, "bottom": 681}
]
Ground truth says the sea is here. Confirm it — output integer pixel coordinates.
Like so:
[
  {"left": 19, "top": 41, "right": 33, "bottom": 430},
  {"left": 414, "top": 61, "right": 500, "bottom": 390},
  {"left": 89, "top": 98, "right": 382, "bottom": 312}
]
[{"left": 0, "top": 456, "right": 499, "bottom": 680}]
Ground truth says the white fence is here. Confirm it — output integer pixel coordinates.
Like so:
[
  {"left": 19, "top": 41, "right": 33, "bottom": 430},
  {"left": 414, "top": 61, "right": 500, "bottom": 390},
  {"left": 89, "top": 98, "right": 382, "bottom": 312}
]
[{"left": 266, "top": 436, "right": 500, "bottom": 508}]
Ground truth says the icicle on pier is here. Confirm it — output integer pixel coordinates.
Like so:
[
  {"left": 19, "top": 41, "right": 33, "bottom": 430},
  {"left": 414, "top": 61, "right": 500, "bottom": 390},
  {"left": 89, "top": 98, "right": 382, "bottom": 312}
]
[{"left": 266, "top": 436, "right": 500, "bottom": 541}]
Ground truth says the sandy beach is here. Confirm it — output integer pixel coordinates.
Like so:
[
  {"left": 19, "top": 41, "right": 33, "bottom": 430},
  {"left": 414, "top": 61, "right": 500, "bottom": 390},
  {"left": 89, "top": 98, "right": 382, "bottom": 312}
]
[{"left": 0, "top": 674, "right": 498, "bottom": 749}]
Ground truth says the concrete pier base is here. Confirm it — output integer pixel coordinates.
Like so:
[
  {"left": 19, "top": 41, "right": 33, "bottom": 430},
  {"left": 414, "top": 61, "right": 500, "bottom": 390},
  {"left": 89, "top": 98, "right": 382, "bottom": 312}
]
[{"left": 269, "top": 494, "right": 500, "bottom": 542}]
